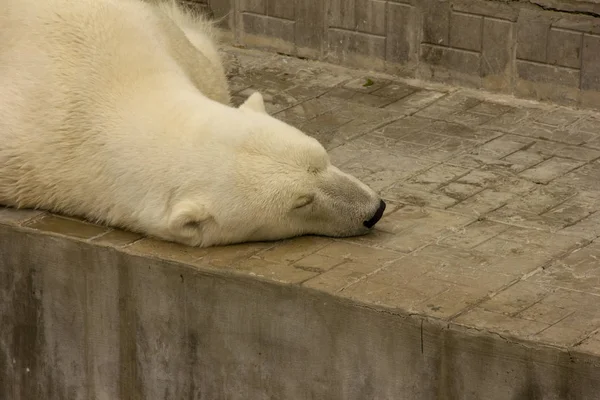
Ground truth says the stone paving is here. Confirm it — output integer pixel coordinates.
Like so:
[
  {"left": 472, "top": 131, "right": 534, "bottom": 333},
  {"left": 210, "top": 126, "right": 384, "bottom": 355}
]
[{"left": 3, "top": 46, "right": 600, "bottom": 357}]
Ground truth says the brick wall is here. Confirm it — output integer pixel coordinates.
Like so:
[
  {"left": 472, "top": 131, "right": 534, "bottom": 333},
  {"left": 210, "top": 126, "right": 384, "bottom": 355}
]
[{"left": 189, "top": 0, "right": 600, "bottom": 109}]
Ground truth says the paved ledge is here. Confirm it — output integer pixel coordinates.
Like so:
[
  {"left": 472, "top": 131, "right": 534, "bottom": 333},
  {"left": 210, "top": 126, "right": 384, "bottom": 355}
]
[{"left": 3, "top": 48, "right": 600, "bottom": 398}]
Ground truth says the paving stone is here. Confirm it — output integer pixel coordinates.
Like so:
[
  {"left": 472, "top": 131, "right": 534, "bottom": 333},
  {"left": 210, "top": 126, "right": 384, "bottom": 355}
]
[
  {"left": 560, "top": 211, "right": 600, "bottom": 239},
  {"left": 492, "top": 183, "right": 576, "bottom": 214},
  {"left": 343, "top": 77, "right": 390, "bottom": 93},
  {"left": 481, "top": 281, "right": 552, "bottom": 315},
  {"left": 519, "top": 157, "right": 585, "bottom": 184},
  {"left": 512, "top": 122, "right": 595, "bottom": 145},
  {"left": 576, "top": 331, "right": 600, "bottom": 354},
  {"left": 385, "top": 90, "right": 446, "bottom": 114},
  {"left": 469, "top": 102, "right": 514, "bottom": 116},
  {"left": 481, "top": 107, "right": 544, "bottom": 132},
  {"left": 421, "top": 120, "right": 502, "bottom": 142},
  {"left": 450, "top": 189, "right": 515, "bottom": 216},
  {"left": 257, "top": 236, "right": 333, "bottom": 264},
  {"left": 370, "top": 83, "right": 417, "bottom": 99},
  {"left": 406, "top": 164, "right": 469, "bottom": 191},
  {"left": 438, "top": 220, "right": 509, "bottom": 248},
  {"left": 533, "top": 108, "right": 583, "bottom": 127},
  {"left": 302, "top": 261, "right": 387, "bottom": 292},
  {"left": 446, "top": 111, "right": 494, "bottom": 127},
  {"left": 383, "top": 184, "right": 459, "bottom": 209},
  {"left": 571, "top": 115, "right": 600, "bottom": 135},
  {"left": 527, "top": 242, "right": 600, "bottom": 296},
  {"left": 453, "top": 308, "right": 550, "bottom": 337},
  {"left": 320, "top": 87, "right": 396, "bottom": 108},
  {"left": 373, "top": 206, "right": 473, "bottom": 253},
  {"left": 502, "top": 150, "right": 547, "bottom": 172},
  {"left": 23, "top": 215, "right": 109, "bottom": 240},
  {"left": 0, "top": 208, "right": 44, "bottom": 226},
  {"left": 234, "top": 256, "right": 319, "bottom": 283},
  {"left": 92, "top": 229, "right": 143, "bottom": 248},
  {"left": 376, "top": 116, "right": 433, "bottom": 139},
  {"left": 414, "top": 283, "right": 491, "bottom": 319}
]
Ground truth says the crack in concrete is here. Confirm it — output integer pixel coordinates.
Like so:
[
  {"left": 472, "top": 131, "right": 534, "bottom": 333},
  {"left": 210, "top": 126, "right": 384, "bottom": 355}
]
[{"left": 530, "top": 1, "right": 600, "bottom": 18}]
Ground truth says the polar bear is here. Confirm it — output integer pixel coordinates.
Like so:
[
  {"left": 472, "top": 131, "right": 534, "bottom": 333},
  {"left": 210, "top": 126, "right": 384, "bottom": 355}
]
[{"left": 0, "top": 0, "right": 386, "bottom": 247}]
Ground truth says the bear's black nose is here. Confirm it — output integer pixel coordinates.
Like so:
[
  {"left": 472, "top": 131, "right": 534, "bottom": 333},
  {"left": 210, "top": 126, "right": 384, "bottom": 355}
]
[{"left": 363, "top": 200, "right": 386, "bottom": 229}]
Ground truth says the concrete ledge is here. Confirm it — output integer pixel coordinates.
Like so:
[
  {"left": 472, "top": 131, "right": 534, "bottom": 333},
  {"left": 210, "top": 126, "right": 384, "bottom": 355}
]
[
  {"left": 193, "top": 0, "right": 600, "bottom": 110},
  {"left": 2, "top": 222, "right": 600, "bottom": 399}
]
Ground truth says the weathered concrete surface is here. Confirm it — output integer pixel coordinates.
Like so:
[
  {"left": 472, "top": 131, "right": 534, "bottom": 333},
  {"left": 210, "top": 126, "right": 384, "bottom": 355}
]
[
  {"left": 192, "top": 0, "right": 600, "bottom": 109},
  {"left": 3, "top": 48, "right": 600, "bottom": 398},
  {"left": 2, "top": 225, "right": 600, "bottom": 400}
]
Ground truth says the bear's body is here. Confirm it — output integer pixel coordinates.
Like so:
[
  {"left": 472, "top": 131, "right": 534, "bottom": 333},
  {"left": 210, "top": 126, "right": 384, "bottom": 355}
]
[{"left": 0, "top": 0, "right": 385, "bottom": 247}]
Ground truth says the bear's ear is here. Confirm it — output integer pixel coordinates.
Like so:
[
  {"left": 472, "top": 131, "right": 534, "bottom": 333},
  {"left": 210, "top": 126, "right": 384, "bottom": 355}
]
[
  {"left": 240, "top": 92, "right": 267, "bottom": 114},
  {"left": 168, "top": 200, "right": 212, "bottom": 240}
]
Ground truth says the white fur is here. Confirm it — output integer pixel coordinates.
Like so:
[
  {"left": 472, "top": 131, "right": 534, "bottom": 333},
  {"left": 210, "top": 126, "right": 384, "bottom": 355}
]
[{"left": 0, "top": 0, "right": 383, "bottom": 247}]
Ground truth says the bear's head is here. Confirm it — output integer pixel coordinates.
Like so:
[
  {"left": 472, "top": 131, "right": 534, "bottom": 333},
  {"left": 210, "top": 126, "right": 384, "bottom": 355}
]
[{"left": 167, "top": 92, "right": 386, "bottom": 247}]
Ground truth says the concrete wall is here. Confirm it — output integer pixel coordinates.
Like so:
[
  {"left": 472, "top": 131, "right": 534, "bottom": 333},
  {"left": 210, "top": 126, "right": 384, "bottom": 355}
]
[
  {"left": 2, "top": 223, "right": 600, "bottom": 399},
  {"left": 194, "top": 0, "right": 600, "bottom": 109}
]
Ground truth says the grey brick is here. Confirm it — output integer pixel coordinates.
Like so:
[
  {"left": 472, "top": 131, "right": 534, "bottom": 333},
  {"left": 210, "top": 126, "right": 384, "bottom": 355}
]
[
  {"left": 422, "top": 0, "right": 450, "bottom": 46},
  {"left": 582, "top": 34, "right": 600, "bottom": 91},
  {"left": 295, "top": 0, "right": 325, "bottom": 56},
  {"left": 421, "top": 44, "right": 481, "bottom": 76},
  {"left": 386, "top": 2, "right": 415, "bottom": 64},
  {"left": 328, "top": 28, "right": 386, "bottom": 65},
  {"left": 266, "top": 0, "right": 294, "bottom": 20},
  {"left": 554, "top": 15, "right": 600, "bottom": 36},
  {"left": 517, "top": 60, "right": 580, "bottom": 87},
  {"left": 209, "top": 0, "right": 233, "bottom": 28},
  {"left": 451, "top": 0, "right": 519, "bottom": 21},
  {"left": 547, "top": 28, "right": 583, "bottom": 69},
  {"left": 241, "top": 13, "right": 295, "bottom": 50},
  {"left": 356, "top": 0, "right": 386, "bottom": 36},
  {"left": 482, "top": 18, "right": 514, "bottom": 78},
  {"left": 450, "top": 12, "right": 483, "bottom": 52},
  {"left": 240, "top": 0, "right": 265, "bottom": 14},
  {"left": 329, "top": 0, "right": 355, "bottom": 30},
  {"left": 517, "top": 11, "right": 550, "bottom": 62}
]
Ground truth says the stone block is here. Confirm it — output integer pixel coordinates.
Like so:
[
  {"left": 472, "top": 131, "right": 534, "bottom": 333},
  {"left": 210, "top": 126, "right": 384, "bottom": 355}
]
[
  {"left": 386, "top": 2, "right": 417, "bottom": 64},
  {"left": 241, "top": 13, "right": 295, "bottom": 54},
  {"left": 481, "top": 18, "right": 514, "bottom": 90},
  {"left": 209, "top": 0, "right": 233, "bottom": 29},
  {"left": 451, "top": 0, "right": 519, "bottom": 21},
  {"left": 517, "top": 11, "right": 551, "bottom": 63},
  {"left": 239, "top": 0, "right": 265, "bottom": 13},
  {"left": 517, "top": 60, "right": 580, "bottom": 87},
  {"left": 420, "top": 44, "right": 481, "bottom": 76},
  {"left": 266, "top": 0, "right": 294, "bottom": 20},
  {"left": 327, "top": 28, "right": 386, "bottom": 68},
  {"left": 450, "top": 12, "right": 483, "bottom": 52},
  {"left": 295, "top": 0, "right": 325, "bottom": 56},
  {"left": 329, "top": 0, "right": 355, "bottom": 30},
  {"left": 547, "top": 28, "right": 583, "bottom": 69},
  {"left": 582, "top": 34, "right": 600, "bottom": 91},
  {"left": 356, "top": 0, "right": 386, "bottom": 36},
  {"left": 422, "top": 0, "right": 450, "bottom": 46}
]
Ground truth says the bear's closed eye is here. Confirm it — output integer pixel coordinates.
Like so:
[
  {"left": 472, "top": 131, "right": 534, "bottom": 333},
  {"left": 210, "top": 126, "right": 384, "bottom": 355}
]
[{"left": 293, "top": 195, "right": 314, "bottom": 209}]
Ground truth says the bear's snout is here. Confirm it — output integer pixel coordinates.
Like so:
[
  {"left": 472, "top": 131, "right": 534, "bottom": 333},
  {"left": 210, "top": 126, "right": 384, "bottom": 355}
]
[{"left": 363, "top": 199, "right": 386, "bottom": 229}]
